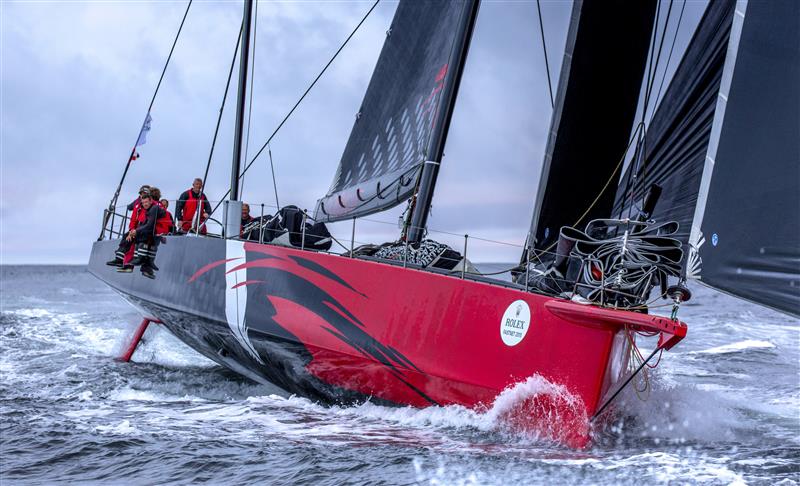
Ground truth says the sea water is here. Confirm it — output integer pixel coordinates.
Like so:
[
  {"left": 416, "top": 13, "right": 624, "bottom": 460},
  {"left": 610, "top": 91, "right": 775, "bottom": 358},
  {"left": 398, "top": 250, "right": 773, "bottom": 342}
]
[{"left": 1, "top": 265, "right": 798, "bottom": 485}]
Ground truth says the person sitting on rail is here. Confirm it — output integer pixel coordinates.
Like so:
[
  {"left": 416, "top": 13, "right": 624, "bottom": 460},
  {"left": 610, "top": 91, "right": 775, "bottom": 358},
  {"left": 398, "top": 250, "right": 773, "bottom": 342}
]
[
  {"left": 107, "top": 186, "right": 151, "bottom": 267},
  {"left": 123, "top": 193, "right": 167, "bottom": 278},
  {"left": 147, "top": 187, "right": 173, "bottom": 235},
  {"left": 107, "top": 192, "right": 163, "bottom": 274},
  {"left": 175, "top": 178, "right": 211, "bottom": 234},
  {"left": 126, "top": 185, "right": 150, "bottom": 233},
  {"left": 160, "top": 199, "right": 175, "bottom": 234}
]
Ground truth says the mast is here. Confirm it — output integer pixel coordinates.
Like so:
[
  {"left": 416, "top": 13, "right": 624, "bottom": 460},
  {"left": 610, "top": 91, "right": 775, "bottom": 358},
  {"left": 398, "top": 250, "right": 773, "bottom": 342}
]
[
  {"left": 230, "top": 0, "right": 255, "bottom": 202},
  {"left": 406, "top": 0, "right": 480, "bottom": 244}
]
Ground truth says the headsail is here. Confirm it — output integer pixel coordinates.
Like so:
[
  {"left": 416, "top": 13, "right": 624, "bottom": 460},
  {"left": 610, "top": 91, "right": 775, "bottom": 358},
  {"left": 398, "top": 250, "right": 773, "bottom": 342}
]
[
  {"left": 525, "top": 0, "right": 657, "bottom": 258},
  {"left": 615, "top": 0, "right": 799, "bottom": 316},
  {"left": 690, "top": 0, "right": 800, "bottom": 316},
  {"left": 612, "top": 0, "right": 736, "bottom": 251},
  {"left": 315, "top": 0, "right": 477, "bottom": 223}
]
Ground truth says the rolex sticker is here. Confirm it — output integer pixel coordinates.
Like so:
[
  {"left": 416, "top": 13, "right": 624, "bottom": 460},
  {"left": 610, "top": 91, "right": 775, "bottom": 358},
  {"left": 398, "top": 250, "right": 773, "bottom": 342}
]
[{"left": 500, "top": 300, "right": 531, "bottom": 346}]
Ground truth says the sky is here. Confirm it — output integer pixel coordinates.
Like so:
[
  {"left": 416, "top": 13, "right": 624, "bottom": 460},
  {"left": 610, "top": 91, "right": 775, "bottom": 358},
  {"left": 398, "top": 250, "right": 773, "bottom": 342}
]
[{"left": 0, "top": 0, "right": 707, "bottom": 264}]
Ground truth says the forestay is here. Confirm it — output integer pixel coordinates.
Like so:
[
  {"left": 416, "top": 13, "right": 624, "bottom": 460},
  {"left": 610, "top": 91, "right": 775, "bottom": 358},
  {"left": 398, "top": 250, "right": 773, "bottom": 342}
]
[{"left": 315, "top": 0, "right": 474, "bottom": 223}]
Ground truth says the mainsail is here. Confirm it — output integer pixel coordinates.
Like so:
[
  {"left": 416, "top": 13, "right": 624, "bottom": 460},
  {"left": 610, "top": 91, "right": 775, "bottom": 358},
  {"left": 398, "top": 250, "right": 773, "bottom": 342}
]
[
  {"left": 614, "top": 0, "right": 799, "bottom": 316},
  {"left": 525, "top": 0, "right": 657, "bottom": 257},
  {"left": 315, "top": 0, "right": 477, "bottom": 223}
]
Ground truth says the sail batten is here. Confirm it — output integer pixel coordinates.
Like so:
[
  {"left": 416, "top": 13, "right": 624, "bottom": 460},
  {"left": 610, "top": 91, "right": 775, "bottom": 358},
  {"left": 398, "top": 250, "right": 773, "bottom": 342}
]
[{"left": 315, "top": 0, "right": 476, "bottom": 223}]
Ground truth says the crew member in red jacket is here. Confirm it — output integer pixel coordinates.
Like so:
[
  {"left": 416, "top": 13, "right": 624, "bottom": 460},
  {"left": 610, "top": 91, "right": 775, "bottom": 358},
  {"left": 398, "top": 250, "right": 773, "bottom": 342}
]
[
  {"left": 127, "top": 185, "right": 150, "bottom": 232},
  {"left": 175, "top": 178, "right": 211, "bottom": 234},
  {"left": 159, "top": 199, "right": 175, "bottom": 234},
  {"left": 108, "top": 193, "right": 166, "bottom": 278},
  {"left": 107, "top": 186, "right": 150, "bottom": 267}
]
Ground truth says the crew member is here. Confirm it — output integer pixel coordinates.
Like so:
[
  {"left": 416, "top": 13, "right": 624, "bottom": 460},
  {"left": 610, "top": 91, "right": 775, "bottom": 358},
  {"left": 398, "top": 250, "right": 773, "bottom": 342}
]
[
  {"left": 175, "top": 178, "right": 211, "bottom": 234},
  {"left": 160, "top": 199, "right": 175, "bottom": 234},
  {"left": 241, "top": 203, "right": 253, "bottom": 236},
  {"left": 130, "top": 193, "right": 167, "bottom": 278},
  {"left": 111, "top": 193, "right": 166, "bottom": 278},
  {"left": 149, "top": 187, "right": 173, "bottom": 235},
  {"left": 107, "top": 186, "right": 151, "bottom": 267},
  {"left": 127, "top": 185, "right": 150, "bottom": 232}
]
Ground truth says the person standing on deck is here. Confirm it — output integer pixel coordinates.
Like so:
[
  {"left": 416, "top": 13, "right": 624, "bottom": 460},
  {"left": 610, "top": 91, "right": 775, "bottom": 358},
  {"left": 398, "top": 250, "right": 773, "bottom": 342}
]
[
  {"left": 175, "top": 178, "right": 211, "bottom": 234},
  {"left": 240, "top": 203, "right": 253, "bottom": 236}
]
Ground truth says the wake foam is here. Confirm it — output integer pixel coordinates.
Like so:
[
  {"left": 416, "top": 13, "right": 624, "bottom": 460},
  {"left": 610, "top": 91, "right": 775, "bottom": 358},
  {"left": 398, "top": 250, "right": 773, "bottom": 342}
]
[
  {"left": 484, "top": 376, "right": 589, "bottom": 447},
  {"left": 304, "top": 375, "right": 591, "bottom": 448},
  {"left": 600, "top": 373, "right": 746, "bottom": 445}
]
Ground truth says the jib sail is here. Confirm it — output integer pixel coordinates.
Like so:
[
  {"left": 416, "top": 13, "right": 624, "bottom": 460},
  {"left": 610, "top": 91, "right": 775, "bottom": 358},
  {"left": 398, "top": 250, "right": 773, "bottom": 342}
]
[
  {"left": 525, "top": 0, "right": 657, "bottom": 258},
  {"left": 615, "top": 0, "right": 799, "bottom": 316},
  {"left": 315, "top": 0, "right": 477, "bottom": 223},
  {"left": 689, "top": 0, "right": 800, "bottom": 316},
  {"left": 612, "top": 0, "right": 737, "bottom": 252}
]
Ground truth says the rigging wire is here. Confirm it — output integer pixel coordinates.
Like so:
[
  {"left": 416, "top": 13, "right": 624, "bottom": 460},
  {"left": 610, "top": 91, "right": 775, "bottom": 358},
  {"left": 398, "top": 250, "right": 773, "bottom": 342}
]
[
  {"left": 642, "top": 0, "right": 674, "bottom": 130},
  {"left": 196, "top": 22, "right": 245, "bottom": 234},
  {"left": 209, "top": 0, "right": 381, "bottom": 216},
  {"left": 650, "top": 0, "right": 686, "bottom": 124},
  {"left": 621, "top": 0, "right": 674, "bottom": 218},
  {"left": 241, "top": 0, "right": 259, "bottom": 199},
  {"left": 105, "top": 0, "right": 193, "bottom": 226},
  {"left": 536, "top": 0, "right": 554, "bottom": 109},
  {"left": 267, "top": 144, "right": 280, "bottom": 209}
]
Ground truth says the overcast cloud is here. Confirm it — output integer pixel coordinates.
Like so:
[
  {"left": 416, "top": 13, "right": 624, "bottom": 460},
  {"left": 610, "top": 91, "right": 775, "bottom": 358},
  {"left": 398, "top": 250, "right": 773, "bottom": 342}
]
[{"left": 1, "top": 0, "right": 706, "bottom": 264}]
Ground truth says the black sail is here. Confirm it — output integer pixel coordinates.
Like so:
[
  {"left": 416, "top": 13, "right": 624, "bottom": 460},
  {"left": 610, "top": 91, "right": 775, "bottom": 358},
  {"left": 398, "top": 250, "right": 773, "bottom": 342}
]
[
  {"left": 315, "top": 0, "right": 476, "bottom": 223},
  {"left": 525, "top": 0, "right": 657, "bottom": 257},
  {"left": 613, "top": 0, "right": 799, "bottom": 316},
  {"left": 612, "top": 0, "right": 736, "bottom": 249},
  {"left": 689, "top": 0, "right": 800, "bottom": 316}
]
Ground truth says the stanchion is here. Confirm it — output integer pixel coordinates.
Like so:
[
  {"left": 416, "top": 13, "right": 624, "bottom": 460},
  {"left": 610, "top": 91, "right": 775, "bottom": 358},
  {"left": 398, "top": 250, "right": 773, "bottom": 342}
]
[
  {"left": 301, "top": 210, "right": 307, "bottom": 250},
  {"left": 259, "top": 203, "right": 265, "bottom": 244},
  {"left": 462, "top": 234, "right": 469, "bottom": 279},
  {"left": 350, "top": 218, "right": 356, "bottom": 258}
]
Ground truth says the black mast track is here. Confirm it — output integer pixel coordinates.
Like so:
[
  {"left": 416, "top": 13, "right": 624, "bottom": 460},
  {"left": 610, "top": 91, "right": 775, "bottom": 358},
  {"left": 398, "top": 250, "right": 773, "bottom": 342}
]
[
  {"left": 406, "top": 0, "right": 481, "bottom": 244},
  {"left": 230, "top": 0, "right": 255, "bottom": 202}
]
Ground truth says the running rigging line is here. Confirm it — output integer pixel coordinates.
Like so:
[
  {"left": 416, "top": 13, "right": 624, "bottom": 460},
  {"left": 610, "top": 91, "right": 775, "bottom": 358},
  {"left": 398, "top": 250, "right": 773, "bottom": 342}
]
[
  {"left": 536, "top": 0, "right": 554, "bottom": 109},
  {"left": 635, "top": 0, "right": 675, "bottom": 213},
  {"left": 209, "top": 0, "right": 381, "bottom": 216},
  {"left": 103, "top": 0, "right": 193, "bottom": 234},
  {"left": 621, "top": 0, "right": 674, "bottom": 216},
  {"left": 650, "top": 0, "right": 686, "bottom": 125}
]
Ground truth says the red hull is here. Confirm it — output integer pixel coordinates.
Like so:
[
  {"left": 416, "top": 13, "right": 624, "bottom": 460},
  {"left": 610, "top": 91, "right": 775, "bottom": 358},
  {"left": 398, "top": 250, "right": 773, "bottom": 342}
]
[{"left": 89, "top": 237, "right": 687, "bottom": 447}]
